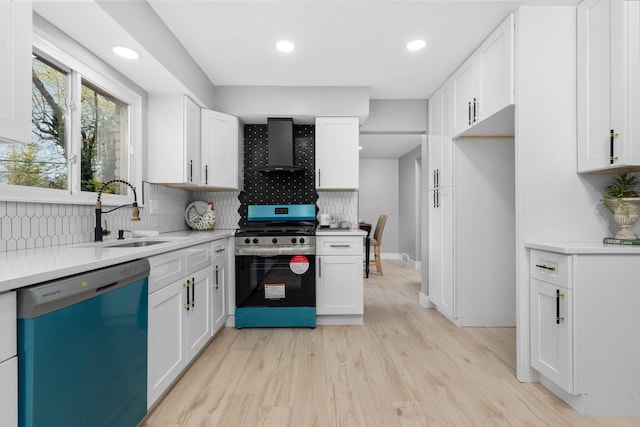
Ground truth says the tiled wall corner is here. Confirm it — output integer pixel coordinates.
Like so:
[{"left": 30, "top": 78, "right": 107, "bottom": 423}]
[
  {"left": 191, "top": 191, "right": 240, "bottom": 230},
  {"left": 316, "top": 192, "right": 359, "bottom": 225}
]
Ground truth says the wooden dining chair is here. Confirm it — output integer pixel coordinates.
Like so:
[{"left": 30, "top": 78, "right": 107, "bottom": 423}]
[{"left": 367, "top": 214, "right": 388, "bottom": 275}]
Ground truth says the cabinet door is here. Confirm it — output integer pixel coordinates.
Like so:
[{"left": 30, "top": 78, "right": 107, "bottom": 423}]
[
  {"left": 428, "top": 187, "right": 454, "bottom": 318},
  {"left": 0, "top": 291, "right": 16, "bottom": 363},
  {"left": 0, "top": 0, "right": 31, "bottom": 145},
  {"left": 185, "top": 268, "right": 211, "bottom": 361},
  {"left": 316, "top": 255, "right": 363, "bottom": 315},
  {"left": 577, "top": 0, "right": 640, "bottom": 171},
  {"left": 184, "top": 96, "right": 201, "bottom": 184},
  {"left": 148, "top": 95, "right": 200, "bottom": 184},
  {"left": 315, "top": 117, "right": 359, "bottom": 190},
  {"left": 0, "top": 357, "right": 17, "bottom": 427},
  {"left": 428, "top": 90, "right": 443, "bottom": 190},
  {"left": 476, "top": 13, "right": 514, "bottom": 122},
  {"left": 530, "top": 279, "right": 573, "bottom": 393},
  {"left": 578, "top": 0, "right": 615, "bottom": 171},
  {"left": 440, "top": 81, "right": 454, "bottom": 188},
  {"left": 148, "top": 280, "right": 186, "bottom": 408},
  {"left": 452, "top": 57, "right": 476, "bottom": 136},
  {"left": 201, "top": 109, "right": 239, "bottom": 189},
  {"left": 211, "top": 259, "right": 227, "bottom": 335}
]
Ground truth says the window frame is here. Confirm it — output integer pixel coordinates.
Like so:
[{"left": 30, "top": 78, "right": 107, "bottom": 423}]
[{"left": 0, "top": 29, "right": 143, "bottom": 207}]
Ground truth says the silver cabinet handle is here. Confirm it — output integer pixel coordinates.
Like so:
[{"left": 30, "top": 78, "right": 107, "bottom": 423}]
[
  {"left": 319, "top": 257, "right": 322, "bottom": 278},
  {"left": 329, "top": 244, "right": 351, "bottom": 248},
  {"left": 535, "top": 263, "right": 557, "bottom": 272}
]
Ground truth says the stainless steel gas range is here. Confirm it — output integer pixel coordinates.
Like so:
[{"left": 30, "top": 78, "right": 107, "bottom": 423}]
[{"left": 234, "top": 204, "right": 317, "bottom": 328}]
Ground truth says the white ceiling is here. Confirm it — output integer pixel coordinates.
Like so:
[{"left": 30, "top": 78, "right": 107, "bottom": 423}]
[{"left": 33, "top": 0, "right": 579, "bottom": 159}]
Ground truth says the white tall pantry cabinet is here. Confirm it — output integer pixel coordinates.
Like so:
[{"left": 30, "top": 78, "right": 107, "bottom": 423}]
[{"left": 426, "top": 14, "right": 516, "bottom": 326}]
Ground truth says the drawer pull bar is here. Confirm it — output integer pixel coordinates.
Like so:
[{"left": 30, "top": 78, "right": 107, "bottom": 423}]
[
  {"left": 556, "top": 289, "right": 565, "bottom": 324},
  {"left": 535, "top": 263, "right": 557, "bottom": 272},
  {"left": 184, "top": 280, "right": 190, "bottom": 311},
  {"left": 330, "top": 244, "right": 351, "bottom": 248}
]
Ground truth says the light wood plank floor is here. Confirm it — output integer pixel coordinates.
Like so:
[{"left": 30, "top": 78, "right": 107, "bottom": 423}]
[{"left": 143, "top": 261, "right": 640, "bottom": 426}]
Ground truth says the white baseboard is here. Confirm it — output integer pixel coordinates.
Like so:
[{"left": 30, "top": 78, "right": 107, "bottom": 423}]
[
  {"left": 419, "top": 292, "right": 434, "bottom": 308},
  {"left": 400, "top": 253, "right": 422, "bottom": 270},
  {"left": 381, "top": 252, "right": 401, "bottom": 260}
]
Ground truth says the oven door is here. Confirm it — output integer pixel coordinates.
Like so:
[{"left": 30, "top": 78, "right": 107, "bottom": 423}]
[{"left": 235, "top": 253, "right": 315, "bottom": 308}]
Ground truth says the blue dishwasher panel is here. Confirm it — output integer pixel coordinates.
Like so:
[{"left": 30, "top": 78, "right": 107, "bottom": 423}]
[{"left": 18, "top": 273, "right": 148, "bottom": 427}]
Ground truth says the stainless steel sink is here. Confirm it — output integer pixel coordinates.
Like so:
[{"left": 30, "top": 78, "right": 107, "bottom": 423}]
[{"left": 104, "top": 240, "right": 170, "bottom": 248}]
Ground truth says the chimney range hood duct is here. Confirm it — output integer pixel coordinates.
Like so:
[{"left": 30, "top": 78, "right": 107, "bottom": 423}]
[{"left": 257, "top": 118, "right": 303, "bottom": 172}]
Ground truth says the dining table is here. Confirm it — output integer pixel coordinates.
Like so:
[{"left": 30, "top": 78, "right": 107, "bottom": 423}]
[{"left": 359, "top": 221, "right": 372, "bottom": 278}]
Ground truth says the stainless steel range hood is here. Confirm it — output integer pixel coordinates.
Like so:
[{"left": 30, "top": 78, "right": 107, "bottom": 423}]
[{"left": 257, "top": 118, "right": 303, "bottom": 172}]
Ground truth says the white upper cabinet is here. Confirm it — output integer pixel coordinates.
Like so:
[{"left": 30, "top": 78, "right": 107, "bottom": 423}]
[
  {"left": 201, "top": 109, "right": 241, "bottom": 189},
  {"left": 429, "top": 81, "right": 454, "bottom": 190},
  {"left": 0, "top": 0, "right": 32, "bottom": 145},
  {"left": 148, "top": 95, "right": 241, "bottom": 189},
  {"left": 148, "top": 95, "right": 201, "bottom": 185},
  {"left": 578, "top": 0, "right": 640, "bottom": 172},
  {"left": 315, "top": 117, "right": 359, "bottom": 190},
  {"left": 452, "top": 13, "right": 515, "bottom": 137}
]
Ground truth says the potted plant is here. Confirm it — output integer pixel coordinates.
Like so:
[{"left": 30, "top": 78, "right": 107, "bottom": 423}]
[{"left": 600, "top": 172, "right": 640, "bottom": 239}]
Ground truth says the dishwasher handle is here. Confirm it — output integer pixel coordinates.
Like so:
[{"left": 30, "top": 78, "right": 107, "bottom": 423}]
[{"left": 17, "top": 258, "right": 150, "bottom": 318}]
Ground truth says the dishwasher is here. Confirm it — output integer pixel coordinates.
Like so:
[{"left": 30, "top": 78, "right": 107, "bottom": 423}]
[{"left": 17, "top": 258, "right": 150, "bottom": 427}]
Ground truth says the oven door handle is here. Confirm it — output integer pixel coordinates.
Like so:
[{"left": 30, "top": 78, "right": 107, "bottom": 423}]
[{"left": 235, "top": 246, "right": 316, "bottom": 256}]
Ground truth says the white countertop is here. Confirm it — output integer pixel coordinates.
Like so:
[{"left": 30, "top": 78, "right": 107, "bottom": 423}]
[
  {"left": 526, "top": 241, "right": 640, "bottom": 254},
  {"left": 0, "top": 230, "right": 234, "bottom": 292}
]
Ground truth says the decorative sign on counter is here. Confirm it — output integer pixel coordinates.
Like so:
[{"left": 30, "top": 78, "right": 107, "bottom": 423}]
[{"left": 603, "top": 237, "right": 640, "bottom": 245}]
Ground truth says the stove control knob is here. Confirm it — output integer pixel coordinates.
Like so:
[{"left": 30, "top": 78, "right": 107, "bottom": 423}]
[
  {"left": 244, "top": 238, "right": 250, "bottom": 244},
  {"left": 299, "top": 238, "right": 305, "bottom": 244},
  {"left": 252, "top": 238, "right": 259, "bottom": 244},
  {"left": 291, "top": 238, "right": 297, "bottom": 244},
  {"left": 272, "top": 238, "right": 278, "bottom": 244}
]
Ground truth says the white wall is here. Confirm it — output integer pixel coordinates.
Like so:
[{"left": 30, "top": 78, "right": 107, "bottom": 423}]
[
  {"left": 398, "top": 146, "right": 422, "bottom": 262},
  {"left": 361, "top": 99, "right": 428, "bottom": 133},
  {"left": 359, "top": 159, "right": 399, "bottom": 256}
]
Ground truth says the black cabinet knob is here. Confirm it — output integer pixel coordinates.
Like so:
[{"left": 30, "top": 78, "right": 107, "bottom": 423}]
[
  {"left": 272, "top": 238, "right": 278, "bottom": 244},
  {"left": 244, "top": 238, "right": 250, "bottom": 244}
]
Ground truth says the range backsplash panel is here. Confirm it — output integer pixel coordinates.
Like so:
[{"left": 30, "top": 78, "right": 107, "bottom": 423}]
[{"left": 238, "top": 124, "right": 318, "bottom": 226}]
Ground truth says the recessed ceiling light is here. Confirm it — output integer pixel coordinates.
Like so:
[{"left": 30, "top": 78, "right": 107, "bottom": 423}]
[
  {"left": 407, "top": 39, "right": 426, "bottom": 52},
  {"left": 359, "top": 146, "right": 363, "bottom": 150},
  {"left": 276, "top": 40, "right": 295, "bottom": 53},
  {"left": 113, "top": 46, "right": 139, "bottom": 60}
]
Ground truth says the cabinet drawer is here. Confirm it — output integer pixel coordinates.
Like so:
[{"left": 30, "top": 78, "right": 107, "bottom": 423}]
[
  {"left": 149, "top": 251, "right": 187, "bottom": 293},
  {"left": 317, "top": 236, "right": 362, "bottom": 256},
  {"left": 530, "top": 250, "right": 571, "bottom": 288},
  {"left": 0, "top": 291, "right": 16, "bottom": 363},
  {"left": 186, "top": 243, "right": 212, "bottom": 274}
]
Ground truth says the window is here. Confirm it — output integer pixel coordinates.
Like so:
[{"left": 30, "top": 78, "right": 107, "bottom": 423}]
[
  {"left": 0, "top": 29, "right": 142, "bottom": 204},
  {"left": 1, "top": 54, "right": 69, "bottom": 189}
]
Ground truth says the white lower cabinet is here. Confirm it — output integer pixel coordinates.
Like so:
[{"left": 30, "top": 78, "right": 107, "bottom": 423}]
[
  {"left": 529, "top": 248, "right": 640, "bottom": 415},
  {"left": 148, "top": 278, "right": 186, "bottom": 408},
  {"left": 210, "top": 240, "right": 227, "bottom": 336},
  {"left": 0, "top": 291, "right": 17, "bottom": 427},
  {"left": 147, "top": 243, "right": 215, "bottom": 409},
  {"left": 530, "top": 278, "right": 573, "bottom": 393},
  {"left": 0, "top": 357, "right": 17, "bottom": 427},
  {"left": 316, "top": 236, "right": 363, "bottom": 321}
]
